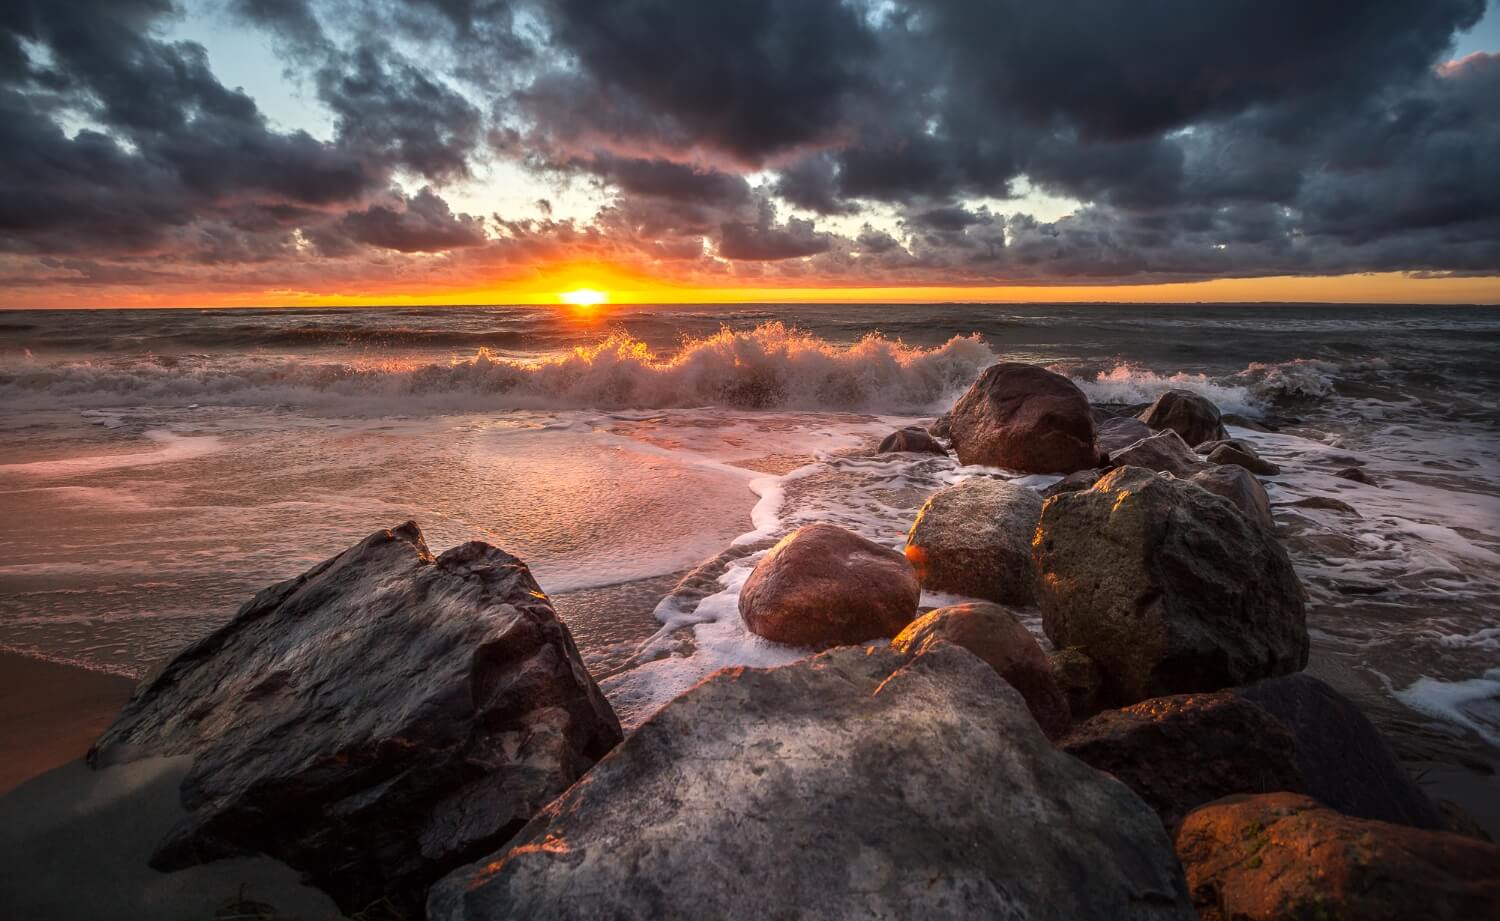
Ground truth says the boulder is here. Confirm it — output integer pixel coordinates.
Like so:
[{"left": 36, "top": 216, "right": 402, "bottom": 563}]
[
  {"left": 877, "top": 426, "right": 948, "bottom": 456},
  {"left": 1233, "top": 673, "right": 1447, "bottom": 830},
  {"left": 1108, "top": 430, "right": 1206, "bottom": 478},
  {"left": 1287, "top": 495, "right": 1360, "bottom": 515},
  {"left": 1189, "top": 465, "right": 1275, "bottom": 531},
  {"left": 904, "top": 478, "right": 1043, "bottom": 605},
  {"left": 948, "top": 362, "right": 1098, "bottom": 473},
  {"left": 928, "top": 412, "right": 952, "bottom": 439},
  {"left": 1059, "top": 692, "right": 1304, "bottom": 829},
  {"left": 1221, "top": 412, "right": 1271, "bottom": 432},
  {"left": 1042, "top": 468, "right": 1103, "bottom": 499},
  {"left": 88, "top": 522, "right": 622, "bottom": 917},
  {"left": 1051, "top": 646, "right": 1105, "bottom": 719},
  {"left": 739, "top": 523, "right": 919, "bottom": 649},
  {"left": 1174, "top": 793, "right": 1500, "bottom": 921},
  {"left": 1034, "top": 467, "right": 1308, "bottom": 705},
  {"left": 429, "top": 645, "right": 1196, "bottom": 921},
  {"left": 892, "top": 602, "right": 1070, "bottom": 738},
  {"left": 1335, "top": 465, "right": 1378, "bottom": 485},
  {"left": 1097, "top": 415, "right": 1153, "bottom": 454},
  {"left": 1138, "top": 390, "right": 1227, "bottom": 447},
  {"left": 1198, "top": 439, "right": 1280, "bottom": 476}
]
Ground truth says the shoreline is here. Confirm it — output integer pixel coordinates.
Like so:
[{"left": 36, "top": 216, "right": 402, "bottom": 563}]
[{"left": 0, "top": 651, "right": 134, "bottom": 796}]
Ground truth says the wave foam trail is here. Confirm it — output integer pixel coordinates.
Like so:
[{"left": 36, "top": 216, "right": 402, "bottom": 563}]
[
  {"left": 1067, "top": 363, "right": 1264, "bottom": 415},
  {"left": 0, "top": 323, "right": 995, "bottom": 414}
]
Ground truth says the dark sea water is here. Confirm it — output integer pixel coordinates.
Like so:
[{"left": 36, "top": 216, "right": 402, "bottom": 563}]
[{"left": 2, "top": 303, "right": 1498, "bottom": 829}]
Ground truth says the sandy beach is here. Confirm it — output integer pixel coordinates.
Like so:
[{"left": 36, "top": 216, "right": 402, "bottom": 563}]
[{"left": 0, "top": 651, "right": 133, "bottom": 795}]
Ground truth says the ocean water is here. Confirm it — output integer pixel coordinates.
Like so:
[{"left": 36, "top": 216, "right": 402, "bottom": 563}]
[{"left": 2, "top": 304, "right": 1498, "bottom": 823}]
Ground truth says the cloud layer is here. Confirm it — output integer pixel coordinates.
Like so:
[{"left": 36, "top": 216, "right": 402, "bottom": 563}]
[{"left": 2, "top": 0, "right": 1497, "bottom": 299}]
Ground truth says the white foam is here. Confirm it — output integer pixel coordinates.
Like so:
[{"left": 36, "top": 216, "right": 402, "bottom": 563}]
[
  {"left": 1066, "top": 363, "right": 1263, "bottom": 416},
  {"left": 1396, "top": 668, "right": 1500, "bottom": 746},
  {"left": 0, "top": 431, "right": 222, "bottom": 478}
]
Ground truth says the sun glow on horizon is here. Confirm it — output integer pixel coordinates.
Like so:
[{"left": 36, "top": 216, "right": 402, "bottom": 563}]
[{"left": 559, "top": 287, "right": 608, "bottom": 308}]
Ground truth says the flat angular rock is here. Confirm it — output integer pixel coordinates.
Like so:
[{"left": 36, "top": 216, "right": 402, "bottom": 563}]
[
  {"left": 893, "top": 602, "right": 1070, "bottom": 738},
  {"left": 948, "top": 362, "right": 1098, "bottom": 473},
  {"left": 1109, "top": 430, "right": 1207, "bottom": 478},
  {"left": 904, "top": 477, "right": 1043, "bottom": 605},
  {"left": 1199, "top": 439, "right": 1280, "bottom": 476},
  {"left": 739, "top": 523, "right": 919, "bottom": 649},
  {"left": 89, "top": 522, "right": 622, "bottom": 917},
  {"left": 1234, "top": 673, "right": 1447, "bottom": 830},
  {"left": 1034, "top": 467, "right": 1308, "bottom": 705},
  {"left": 1138, "top": 389, "right": 1227, "bottom": 447},
  {"left": 1097, "top": 415, "right": 1154, "bottom": 454},
  {"left": 1175, "top": 793, "right": 1500, "bottom": 921},
  {"left": 1043, "top": 467, "right": 1103, "bottom": 499},
  {"left": 876, "top": 426, "right": 947, "bottom": 455},
  {"left": 1190, "top": 464, "right": 1275, "bottom": 531},
  {"left": 430, "top": 645, "right": 1195, "bottom": 921},
  {"left": 1060, "top": 692, "right": 1304, "bottom": 829}
]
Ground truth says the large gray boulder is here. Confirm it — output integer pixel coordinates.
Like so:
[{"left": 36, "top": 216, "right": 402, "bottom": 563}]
[
  {"left": 948, "top": 362, "right": 1098, "bottom": 473},
  {"left": 739, "top": 523, "right": 920, "bottom": 649},
  {"left": 1108, "top": 430, "right": 1206, "bottom": 478},
  {"left": 892, "top": 602, "right": 1070, "bottom": 738},
  {"left": 89, "top": 522, "right": 622, "bottom": 918},
  {"left": 1034, "top": 467, "right": 1308, "bottom": 706},
  {"left": 1234, "top": 673, "right": 1448, "bottom": 830},
  {"left": 904, "top": 477, "right": 1043, "bottom": 605},
  {"left": 1138, "top": 389, "right": 1227, "bottom": 447},
  {"left": 429, "top": 645, "right": 1195, "bottom": 921}
]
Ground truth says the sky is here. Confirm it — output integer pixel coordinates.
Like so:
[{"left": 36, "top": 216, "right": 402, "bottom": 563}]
[{"left": 2, "top": 0, "right": 1499, "bottom": 307}]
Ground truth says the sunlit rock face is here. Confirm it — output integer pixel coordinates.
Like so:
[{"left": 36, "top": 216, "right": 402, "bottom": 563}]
[
  {"left": 1175, "top": 793, "right": 1500, "bottom": 921},
  {"left": 429, "top": 645, "right": 1196, "bottom": 921},
  {"left": 948, "top": 362, "right": 1099, "bottom": 474},
  {"left": 1137, "top": 390, "right": 1228, "bottom": 448},
  {"left": 905, "top": 477, "right": 1043, "bottom": 606},
  {"left": 739, "top": 523, "right": 920, "bottom": 649},
  {"left": 89, "top": 522, "right": 621, "bottom": 918},
  {"left": 1034, "top": 467, "right": 1308, "bottom": 706}
]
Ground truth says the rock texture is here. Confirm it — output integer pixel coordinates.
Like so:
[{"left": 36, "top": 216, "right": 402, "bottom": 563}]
[
  {"left": 429, "top": 645, "right": 1195, "bottom": 921},
  {"left": 1034, "top": 467, "right": 1308, "bottom": 705},
  {"left": 1189, "top": 465, "right": 1275, "bottom": 531},
  {"left": 1060, "top": 693, "right": 1304, "bottom": 829},
  {"left": 904, "top": 477, "right": 1043, "bottom": 605},
  {"left": 1234, "top": 673, "right": 1447, "bottom": 830},
  {"left": 948, "top": 362, "right": 1098, "bottom": 473},
  {"left": 88, "top": 522, "right": 622, "bottom": 917},
  {"left": 739, "top": 523, "right": 920, "bottom": 649},
  {"left": 1108, "top": 430, "right": 1206, "bottom": 478},
  {"left": 1051, "top": 646, "right": 1105, "bottom": 719},
  {"left": 1198, "top": 438, "right": 1280, "bottom": 476},
  {"left": 1138, "top": 389, "right": 1227, "bottom": 447},
  {"left": 876, "top": 426, "right": 947, "bottom": 455},
  {"left": 1175, "top": 793, "right": 1500, "bottom": 921},
  {"left": 892, "top": 602, "right": 1070, "bottom": 738},
  {"left": 1097, "top": 415, "right": 1154, "bottom": 454},
  {"left": 1042, "top": 468, "right": 1103, "bottom": 499},
  {"left": 1334, "top": 465, "right": 1378, "bottom": 485}
]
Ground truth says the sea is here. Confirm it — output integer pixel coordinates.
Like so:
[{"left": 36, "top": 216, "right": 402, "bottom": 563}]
[{"left": 2, "top": 303, "right": 1498, "bottom": 828}]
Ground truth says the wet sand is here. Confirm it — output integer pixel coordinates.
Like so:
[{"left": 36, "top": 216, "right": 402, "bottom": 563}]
[{"left": 0, "top": 651, "right": 134, "bottom": 795}]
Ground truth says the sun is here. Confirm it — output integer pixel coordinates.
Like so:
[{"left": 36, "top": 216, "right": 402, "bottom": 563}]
[{"left": 559, "top": 287, "right": 608, "bottom": 308}]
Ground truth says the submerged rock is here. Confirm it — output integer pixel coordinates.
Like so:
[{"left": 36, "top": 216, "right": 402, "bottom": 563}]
[
  {"left": 1060, "top": 692, "right": 1303, "bottom": 829},
  {"left": 1335, "top": 465, "right": 1379, "bottom": 485},
  {"left": 948, "top": 362, "right": 1098, "bottom": 473},
  {"left": 904, "top": 477, "right": 1043, "bottom": 605},
  {"left": 1096, "top": 415, "right": 1153, "bottom": 454},
  {"left": 1034, "top": 467, "right": 1308, "bottom": 705},
  {"left": 429, "top": 645, "right": 1195, "bottom": 921},
  {"left": 1287, "top": 495, "right": 1360, "bottom": 515},
  {"left": 739, "top": 523, "right": 919, "bottom": 649},
  {"left": 876, "top": 426, "right": 947, "bottom": 455},
  {"left": 1175, "top": 793, "right": 1500, "bottom": 921},
  {"left": 892, "top": 602, "right": 1070, "bottom": 738},
  {"left": 1234, "top": 673, "right": 1447, "bottom": 830},
  {"left": 1138, "top": 390, "right": 1227, "bottom": 447},
  {"left": 1198, "top": 438, "right": 1281, "bottom": 476},
  {"left": 1108, "top": 430, "right": 1206, "bottom": 478},
  {"left": 1189, "top": 465, "right": 1275, "bottom": 531},
  {"left": 89, "top": 522, "right": 622, "bottom": 918}
]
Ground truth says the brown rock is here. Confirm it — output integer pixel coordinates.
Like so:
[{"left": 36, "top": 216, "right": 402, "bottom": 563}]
[
  {"left": 1335, "top": 465, "right": 1378, "bottom": 485},
  {"left": 1288, "top": 495, "right": 1360, "bottom": 515},
  {"left": 948, "top": 362, "right": 1097, "bottom": 473},
  {"left": 1138, "top": 390, "right": 1227, "bottom": 447},
  {"left": 1174, "top": 793, "right": 1500, "bottom": 921},
  {"left": 904, "top": 478, "right": 1043, "bottom": 605},
  {"left": 1034, "top": 467, "right": 1308, "bottom": 705},
  {"left": 1199, "top": 439, "right": 1281, "bottom": 476},
  {"left": 1059, "top": 693, "right": 1304, "bottom": 829},
  {"left": 1109, "top": 430, "right": 1206, "bottom": 478},
  {"left": 893, "top": 602, "right": 1070, "bottom": 738},
  {"left": 740, "top": 524, "right": 920, "bottom": 649},
  {"left": 877, "top": 426, "right": 947, "bottom": 455},
  {"left": 1190, "top": 465, "right": 1275, "bottom": 531},
  {"left": 1051, "top": 646, "right": 1105, "bottom": 719},
  {"left": 1096, "top": 415, "right": 1153, "bottom": 454},
  {"left": 1042, "top": 468, "right": 1103, "bottom": 500}
]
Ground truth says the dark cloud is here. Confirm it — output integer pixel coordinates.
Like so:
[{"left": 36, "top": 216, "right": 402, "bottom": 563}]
[
  {"left": 717, "top": 203, "right": 833, "bottom": 261},
  {"left": 328, "top": 188, "right": 488, "bottom": 253}
]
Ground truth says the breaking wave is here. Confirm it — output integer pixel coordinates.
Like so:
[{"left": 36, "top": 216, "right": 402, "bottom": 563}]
[{"left": 0, "top": 322, "right": 995, "bottom": 414}]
